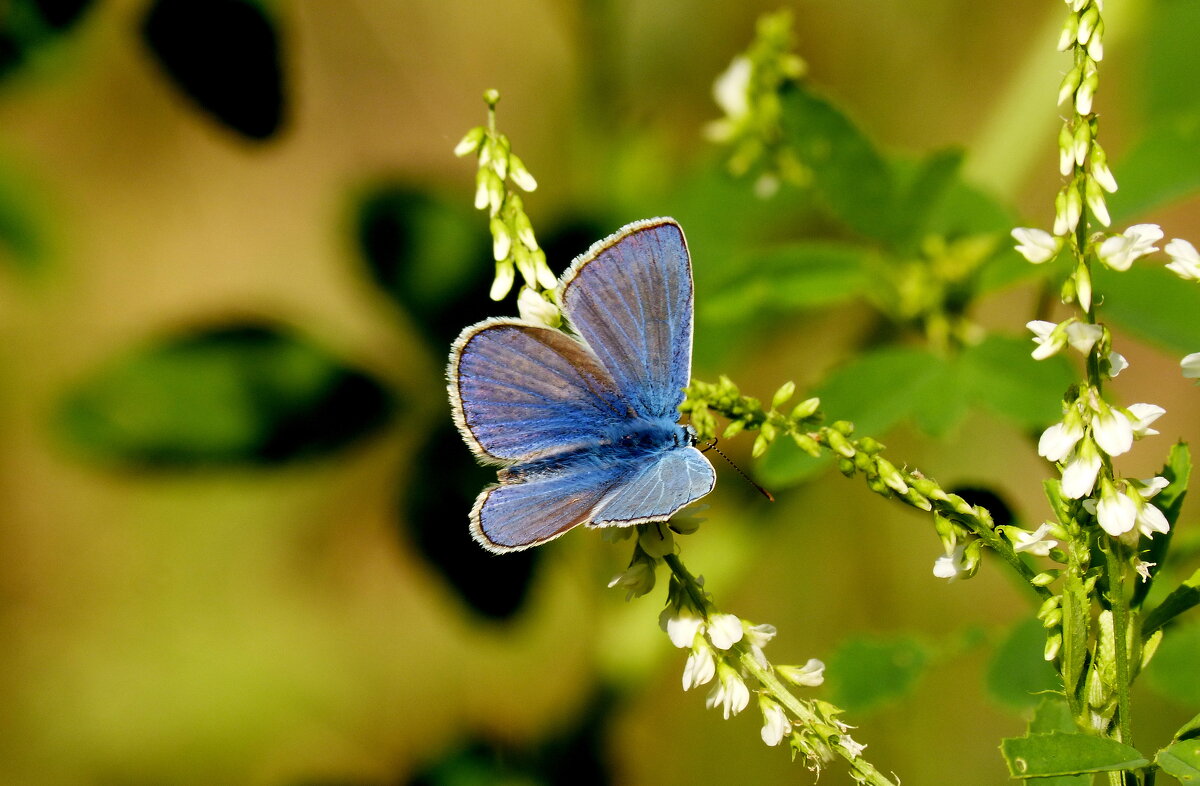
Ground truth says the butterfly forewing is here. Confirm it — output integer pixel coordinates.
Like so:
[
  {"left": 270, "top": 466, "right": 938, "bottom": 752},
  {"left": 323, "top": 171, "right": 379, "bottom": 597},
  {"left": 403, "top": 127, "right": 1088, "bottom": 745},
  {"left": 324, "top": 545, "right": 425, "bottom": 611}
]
[
  {"left": 559, "top": 219, "right": 694, "bottom": 421},
  {"left": 450, "top": 319, "right": 631, "bottom": 464}
]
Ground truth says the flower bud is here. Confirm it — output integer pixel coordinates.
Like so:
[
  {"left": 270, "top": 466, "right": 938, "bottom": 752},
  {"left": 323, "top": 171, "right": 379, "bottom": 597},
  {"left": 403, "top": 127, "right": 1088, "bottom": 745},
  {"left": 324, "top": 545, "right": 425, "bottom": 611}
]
[
  {"left": 454, "top": 125, "right": 487, "bottom": 157},
  {"left": 772, "top": 380, "right": 796, "bottom": 409}
]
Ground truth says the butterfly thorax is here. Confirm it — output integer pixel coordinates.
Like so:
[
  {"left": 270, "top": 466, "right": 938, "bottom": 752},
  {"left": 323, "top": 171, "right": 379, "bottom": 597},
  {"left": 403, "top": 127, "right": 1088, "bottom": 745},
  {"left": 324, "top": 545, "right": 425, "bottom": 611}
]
[{"left": 498, "top": 417, "right": 687, "bottom": 484}]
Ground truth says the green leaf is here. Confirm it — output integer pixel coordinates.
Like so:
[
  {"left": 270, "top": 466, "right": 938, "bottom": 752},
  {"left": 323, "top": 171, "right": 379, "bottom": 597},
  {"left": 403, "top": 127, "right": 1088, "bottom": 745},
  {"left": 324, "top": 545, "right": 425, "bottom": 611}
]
[
  {"left": 887, "top": 147, "right": 965, "bottom": 250},
  {"left": 1176, "top": 711, "right": 1200, "bottom": 742},
  {"left": 1000, "top": 732, "right": 1149, "bottom": 778},
  {"left": 959, "top": 335, "right": 1074, "bottom": 429},
  {"left": 824, "top": 634, "right": 930, "bottom": 715},
  {"left": 1109, "top": 116, "right": 1200, "bottom": 221},
  {"left": 1142, "top": 0, "right": 1200, "bottom": 124},
  {"left": 699, "top": 242, "right": 871, "bottom": 324},
  {"left": 1025, "top": 700, "right": 1093, "bottom": 785},
  {"left": 1143, "top": 569, "right": 1200, "bottom": 640},
  {"left": 57, "top": 324, "right": 395, "bottom": 467},
  {"left": 1157, "top": 739, "right": 1200, "bottom": 783},
  {"left": 1093, "top": 265, "right": 1200, "bottom": 356},
  {"left": 1144, "top": 620, "right": 1200, "bottom": 707},
  {"left": 758, "top": 347, "right": 945, "bottom": 485},
  {"left": 987, "top": 618, "right": 1062, "bottom": 711},
  {"left": 779, "top": 84, "right": 894, "bottom": 242},
  {"left": 1135, "top": 442, "right": 1191, "bottom": 608}
]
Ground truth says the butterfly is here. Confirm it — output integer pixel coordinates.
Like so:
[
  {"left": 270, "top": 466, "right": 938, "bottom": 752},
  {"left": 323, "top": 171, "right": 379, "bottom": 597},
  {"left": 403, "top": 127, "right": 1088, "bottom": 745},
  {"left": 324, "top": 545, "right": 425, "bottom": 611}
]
[{"left": 448, "top": 218, "right": 716, "bottom": 553}]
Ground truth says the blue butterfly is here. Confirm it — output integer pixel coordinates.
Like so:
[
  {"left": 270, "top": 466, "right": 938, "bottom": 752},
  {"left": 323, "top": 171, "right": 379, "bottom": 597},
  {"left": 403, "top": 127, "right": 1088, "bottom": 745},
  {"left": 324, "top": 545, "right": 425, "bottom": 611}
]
[{"left": 448, "top": 218, "right": 716, "bottom": 552}]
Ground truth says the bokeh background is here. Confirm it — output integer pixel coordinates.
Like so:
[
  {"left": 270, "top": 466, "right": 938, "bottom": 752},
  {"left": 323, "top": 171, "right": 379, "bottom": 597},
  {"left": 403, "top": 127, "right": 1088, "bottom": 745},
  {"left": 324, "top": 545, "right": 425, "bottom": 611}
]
[{"left": 2, "top": 1, "right": 1200, "bottom": 784}]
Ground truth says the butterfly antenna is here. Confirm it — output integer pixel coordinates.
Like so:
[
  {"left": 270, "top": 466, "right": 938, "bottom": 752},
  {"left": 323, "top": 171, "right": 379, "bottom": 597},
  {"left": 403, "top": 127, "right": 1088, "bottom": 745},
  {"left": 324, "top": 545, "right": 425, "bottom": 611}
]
[{"left": 699, "top": 439, "right": 774, "bottom": 502}]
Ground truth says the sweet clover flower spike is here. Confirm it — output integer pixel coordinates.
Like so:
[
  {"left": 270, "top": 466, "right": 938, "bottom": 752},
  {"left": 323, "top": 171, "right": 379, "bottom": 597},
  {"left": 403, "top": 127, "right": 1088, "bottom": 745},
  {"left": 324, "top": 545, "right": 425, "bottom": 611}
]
[{"left": 456, "top": 90, "right": 556, "bottom": 303}]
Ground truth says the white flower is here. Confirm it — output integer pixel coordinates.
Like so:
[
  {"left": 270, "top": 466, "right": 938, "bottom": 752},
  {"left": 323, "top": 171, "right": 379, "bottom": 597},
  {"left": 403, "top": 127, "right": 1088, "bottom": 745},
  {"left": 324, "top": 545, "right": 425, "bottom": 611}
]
[
  {"left": 1065, "top": 322, "right": 1104, "bottom": 354},
  {"left": 759, "top": 698, "right": 791, "bottom": 747},
  {"left": 1165, "top": 238, "right": 1200, "bottom": 281},
  {"left": 1182, "top": 352, "right": 1200, "bottom": 379},
  {"left": 743, "top": 622, "right": 776, "bottom": 666},
  {"left": 682, "top": 644, "right": 716, "bottom": 691},
  {"left": 839, "top": 736, "right": 868, "bottom": 758},
  {"left": 1039, "top": 415, "right": 1085, "bottom": 462},
  {"left": 1092, "top": 402, "right": 1133, "bottom": 457},
  {"left": 778, "top": 658, "right": 826, "bottom": 688},
  {"left": 517, "top": 287, "right": 561, "bottom": 327},
  {"left": 933, "top": 545, "right": 967, "bottom": 580},
  {"left": 1012, "top": 228, "right": 1061, "bottom": 264},
  {"left": 1132, "top": 476, "right": 1169, "bottom": 499},
  {"left": 713, "top": 56, "right": 752, "bottom": 119},
  {"left": 1028, "top": 320, "right": 1067, "bottom": 360},
  {"left": 1096, "top": 484, "right": 1137, "bottom": 537},
  {"left": 1134, "top": 560, "right": 1156, "bottom": 582},
  {"left": 707, "top": 613, "right": 744, "bottom": 650},
  {"left": 1107, "top": 352, "right": 1128, "bottom": 378},
  {"left": 1134, "top": 499, "right": 1170, "bottom": 538},
  {"left": 1091, "top": 158, "right": 1117, "bottom": 192},
  {"left": 1061, "top": 441, "right": 1102, "bottom": 499},
  {"left": 706, "top": 665, "right": 750, "bottom": 719},
  {"left": 663, "top": 605, "right": 705, "bottom": 649},
  {"left": 1097, "top": 224, "right": 1163, "bottom": 271},
  {"left": 1010, "top": 523, "right": 1058, "bottom": 557},
  {"left": 1127, "top": 403, "right": 1165, "bottom": 438},
  {"left": 607, "top": 559, "right": 656, "bottom": 601}
]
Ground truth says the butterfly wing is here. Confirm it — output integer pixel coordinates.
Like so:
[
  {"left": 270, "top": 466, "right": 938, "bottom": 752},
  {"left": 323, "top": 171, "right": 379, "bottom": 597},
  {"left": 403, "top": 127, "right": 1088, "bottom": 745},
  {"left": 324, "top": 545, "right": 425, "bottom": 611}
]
[
  {"left": 592, "top": 446, "right": 715, "bottom": 526},
  {"left": 473, "top": 445, "right": 715, "bottom": 552},
  {"left": 558, "top": 218, "right": 694, "bottom": 421},
  {"left": 449, "top": 318, "right": 632, "bottom": 464},
  {"left": 471, "top": 458, "right": 632, "bottom": 552}
]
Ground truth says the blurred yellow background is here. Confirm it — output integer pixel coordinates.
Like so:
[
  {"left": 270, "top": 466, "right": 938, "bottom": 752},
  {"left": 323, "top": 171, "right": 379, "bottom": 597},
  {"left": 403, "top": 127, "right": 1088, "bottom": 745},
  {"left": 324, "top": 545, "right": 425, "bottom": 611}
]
[{"left": 0, "top": 1, "right": 1197, "bottom": 784}]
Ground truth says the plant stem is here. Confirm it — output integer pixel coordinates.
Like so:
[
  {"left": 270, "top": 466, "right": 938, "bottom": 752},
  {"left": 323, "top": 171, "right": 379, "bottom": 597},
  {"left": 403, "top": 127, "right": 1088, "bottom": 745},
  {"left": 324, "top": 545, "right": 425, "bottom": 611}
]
[{"left": 1104, "top": 544, "right": 1134, "bottom": 747}]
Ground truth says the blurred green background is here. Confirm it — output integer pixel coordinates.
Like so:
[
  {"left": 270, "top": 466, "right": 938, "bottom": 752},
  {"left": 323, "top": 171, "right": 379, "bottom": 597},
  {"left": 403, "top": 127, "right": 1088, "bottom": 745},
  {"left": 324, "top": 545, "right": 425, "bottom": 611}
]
[{"left": 2, "top": 1, "right": 1200, "bottom": 784}]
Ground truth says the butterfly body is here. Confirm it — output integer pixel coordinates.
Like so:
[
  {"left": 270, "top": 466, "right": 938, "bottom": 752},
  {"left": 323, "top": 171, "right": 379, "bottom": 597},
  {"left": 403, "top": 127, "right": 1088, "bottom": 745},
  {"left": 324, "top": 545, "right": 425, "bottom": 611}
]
[{"left": 449, "top": 218, "right": 715, "bottom": 553}]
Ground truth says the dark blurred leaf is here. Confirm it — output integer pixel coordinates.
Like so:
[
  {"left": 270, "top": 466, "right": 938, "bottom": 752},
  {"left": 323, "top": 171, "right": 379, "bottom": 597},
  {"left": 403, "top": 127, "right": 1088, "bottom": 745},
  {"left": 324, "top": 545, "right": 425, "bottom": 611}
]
[
  {"left": 0, "top": 0, "right": 95, "bottom": 80},
  {"left": 58, "top": 324, "right": 393, "bottom": 467},
  {"left": 1145, "top": 620, "right": 1200, "bottom": 707},
  {"left": 959, "top": 335, "right": 1073, "bottom": 429},
  {"left": 1000, "top": 733, "right": 1148, "bottom": 778},
  {"left": 354, "top": 185, "right": 493, "bottom": 342},
  {"left": 404, "top": 418, "right": 538, "bottom": 620},
  {"left": 987, "top": 618, "right": 1061, "bottom": 711},
  {"left": 1094, "top": 265, "right": 1200, "bottom": 355},
  {"left": 760, "top": 346, "right": 946, "bottom": 485},
  {"left": 1176, "top": 711, "right": 1200, "bottom": 742},
  {"left": 825, "top": 634, "right": 930, "bottom": 715},
  {"left": 0, "top": 167, "right": 45, "bottom": 273},
  {"left": 698, "top": 242, "right": 871, "bottom": 324},
  {"left": 779, "top": 84, "right": 894, "bottom": 242},
  {"left": 141, "top": 0, "right": 284, "bottom": 139}
]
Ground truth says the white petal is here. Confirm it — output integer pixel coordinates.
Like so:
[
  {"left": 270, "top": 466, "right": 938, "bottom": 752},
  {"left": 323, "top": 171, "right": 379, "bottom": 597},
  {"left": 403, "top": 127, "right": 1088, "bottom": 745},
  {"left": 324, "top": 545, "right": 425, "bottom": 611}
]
[
  {"left": 666, "top": 609, "right": 705, "bottom": 649},
  {"left": 707, "top": 613, "right": 744, "bottom": 650},
  {"left": 1108, "top": 353, "right": 1128, "bottom": 377},
  {"left": 1027, "top": 320, "right": 1057, "bottom": 340},
  {"left": 932, "top": 545, "right": 966, "bottom": 580},
  {"left": 1135, "top": 476, "right": 1169, "bottom": 499},
  {"left": 1182, "top": 352, "right": 1200, "bottom": 379},
  {"left": 1012, "top": 227, "right": 1060, "bottom": 264},
  {"left": 1165, "top": 238, "right": 1200, "bottom": 281},
  {"left": 683, "top": 647, "right": 716, "bottom": 690},
  {"left": 1092, "top": 406, "right": 1133, "bottom": 457},
  {"left": 1065, "top": 322, "right": 1103, "bottom": 354},
  {"left": 1039, "top": 421, "right": 1083, "bottom": 462},
  {"left": 760, "top": 701, "right": 790, "bottom": 747},
  {"left": 1127, "top": 403, "right": 1165, "bottom": 437},
  {"left": 1136, "top": 502, "right": 1170, "bottom": 536},
  {"left": 1097, "top": 492, "right": 1137, "bottom": 537},
  {"left": 713, "top": 56, "right": 752, "bottom": 117},
  {"left": 725, "top": 676, "right": 750, "bottom": 718},
  {"left": 1061, "top": 450, "right": 1102, "bottom": 499}
]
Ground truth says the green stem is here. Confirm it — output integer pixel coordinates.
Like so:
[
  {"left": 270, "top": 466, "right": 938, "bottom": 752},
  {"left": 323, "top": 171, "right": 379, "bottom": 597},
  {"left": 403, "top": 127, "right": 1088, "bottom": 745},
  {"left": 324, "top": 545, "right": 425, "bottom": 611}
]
[{"left": 1104, "top": 544, "right": 1134, "bottom": 747}]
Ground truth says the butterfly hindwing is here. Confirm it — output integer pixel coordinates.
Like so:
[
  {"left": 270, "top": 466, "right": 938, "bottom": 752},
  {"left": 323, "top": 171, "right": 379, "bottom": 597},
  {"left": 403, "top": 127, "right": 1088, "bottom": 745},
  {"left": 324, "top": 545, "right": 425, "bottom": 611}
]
[
  {"left": 592, "top": 446, "right": 715, "bottom": 526},
  {"left": 559, "top": 219, "right": 694, "bottom": 421}
]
